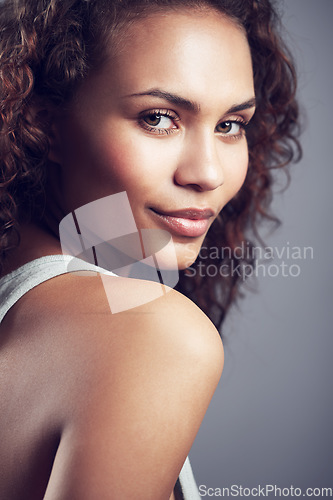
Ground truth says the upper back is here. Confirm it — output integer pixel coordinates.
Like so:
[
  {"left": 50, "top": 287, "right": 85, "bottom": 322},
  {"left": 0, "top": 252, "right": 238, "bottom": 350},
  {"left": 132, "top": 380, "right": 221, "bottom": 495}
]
[{"left": 0, "top": 255, "right": 223, "bottom": 499}]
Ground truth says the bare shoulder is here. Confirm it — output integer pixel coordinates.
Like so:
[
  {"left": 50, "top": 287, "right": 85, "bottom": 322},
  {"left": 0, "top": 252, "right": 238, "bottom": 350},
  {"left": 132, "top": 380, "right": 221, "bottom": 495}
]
[
  {"left": 15, "top": 270, "right": 224, "bottom": 376},
  {"left": 7, "top": 272, "right": 223, "bottom": 499},
  {"left": 33, "top": 271, "right": 224, "bottom": 413}
]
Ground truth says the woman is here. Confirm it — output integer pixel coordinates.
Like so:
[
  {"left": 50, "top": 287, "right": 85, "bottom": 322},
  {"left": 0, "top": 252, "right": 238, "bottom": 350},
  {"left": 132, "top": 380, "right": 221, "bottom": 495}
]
[{"left": 0, "top": 0, "right": 300, "bottom": 498}]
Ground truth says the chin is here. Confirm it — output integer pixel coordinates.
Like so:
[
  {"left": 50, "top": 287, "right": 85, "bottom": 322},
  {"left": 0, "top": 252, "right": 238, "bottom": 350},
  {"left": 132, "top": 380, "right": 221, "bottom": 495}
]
[{"left": 174, "top": 240, "right": 201, "bottom": 270}]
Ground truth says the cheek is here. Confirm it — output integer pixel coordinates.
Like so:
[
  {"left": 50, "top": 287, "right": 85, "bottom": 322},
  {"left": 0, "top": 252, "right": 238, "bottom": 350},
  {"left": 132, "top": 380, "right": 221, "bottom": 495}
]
[
  {"left": 223, "top": 143, "right": 249, "bottom": 200},
  {"left": 98, "top": 141, "right": 138, "bottom": 185},
  {"left": 96, "top": 131, "right": 175, "bottom": 192}
]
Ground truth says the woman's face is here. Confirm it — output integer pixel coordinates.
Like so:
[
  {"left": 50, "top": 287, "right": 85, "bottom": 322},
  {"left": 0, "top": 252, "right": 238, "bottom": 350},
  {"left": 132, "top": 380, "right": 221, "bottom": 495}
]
[{"left": 53, "top": 8, "right": 255, "bottom": 269}]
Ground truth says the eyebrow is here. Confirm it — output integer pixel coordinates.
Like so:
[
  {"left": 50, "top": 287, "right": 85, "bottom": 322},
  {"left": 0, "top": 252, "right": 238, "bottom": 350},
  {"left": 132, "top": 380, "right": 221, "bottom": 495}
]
[{"left": 123, "top": 89, "right": 256, "bottom": 114}]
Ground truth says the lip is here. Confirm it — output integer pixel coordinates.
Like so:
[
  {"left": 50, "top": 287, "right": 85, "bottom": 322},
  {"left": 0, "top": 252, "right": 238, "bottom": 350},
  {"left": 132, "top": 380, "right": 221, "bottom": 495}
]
[{"left": 150, "top": 207, "right": 215, "bottom": 238}]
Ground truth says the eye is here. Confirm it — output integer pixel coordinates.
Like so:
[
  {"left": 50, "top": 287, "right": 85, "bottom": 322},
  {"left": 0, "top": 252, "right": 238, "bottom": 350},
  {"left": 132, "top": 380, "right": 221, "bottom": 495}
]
[
  {"left": 144, "top": 113, "right": 173, "bottom": 128},
  {"left": 139, "top": 109, "right": 179, "bottom": 135},
  {"left": 216, "top": 120, "right": 246, "bottom": 138}
]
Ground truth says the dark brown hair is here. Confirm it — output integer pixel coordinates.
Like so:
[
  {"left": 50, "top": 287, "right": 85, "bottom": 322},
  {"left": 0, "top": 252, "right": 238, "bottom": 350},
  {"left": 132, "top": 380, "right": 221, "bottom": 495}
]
[{"left": 0, "top": 0, "right": 301, "bottom": 329}]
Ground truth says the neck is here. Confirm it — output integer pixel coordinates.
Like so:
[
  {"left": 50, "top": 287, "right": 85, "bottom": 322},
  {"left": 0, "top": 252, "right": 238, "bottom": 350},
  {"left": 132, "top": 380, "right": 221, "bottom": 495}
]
[{"left": 1, "top": 222, "right": 62, "bottom": 277}]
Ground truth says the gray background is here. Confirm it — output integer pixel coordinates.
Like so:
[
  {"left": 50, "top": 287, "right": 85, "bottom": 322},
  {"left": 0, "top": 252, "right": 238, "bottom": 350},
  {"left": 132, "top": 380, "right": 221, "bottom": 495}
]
[{"left": 190, "top": 0, "right": 333, "bottom": 495}]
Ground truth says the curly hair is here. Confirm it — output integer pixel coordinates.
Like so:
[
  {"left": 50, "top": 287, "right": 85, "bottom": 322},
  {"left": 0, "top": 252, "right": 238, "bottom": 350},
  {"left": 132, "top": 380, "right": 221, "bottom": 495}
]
[{"left": 0, "top": 0, "right": 301, "bottom": 329}]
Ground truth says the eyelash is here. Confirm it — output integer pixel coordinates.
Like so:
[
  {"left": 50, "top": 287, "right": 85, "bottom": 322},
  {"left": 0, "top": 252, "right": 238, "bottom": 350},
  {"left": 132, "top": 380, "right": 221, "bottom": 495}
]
[
  {"left": 138, "top": 109, "right": 249, "bottom": 139},
  {"left": 138, "top": 109, "right": 179, "bottom": 135},
  {"left": 216, "top": 118, "right": 249, "bottom": 140}
]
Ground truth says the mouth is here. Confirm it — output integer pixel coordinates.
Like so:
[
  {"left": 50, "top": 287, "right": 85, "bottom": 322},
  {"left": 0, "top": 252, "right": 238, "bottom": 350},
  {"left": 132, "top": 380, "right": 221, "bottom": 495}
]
[{"left": 150, "top": 207, "right": 215, "bottom": 238}]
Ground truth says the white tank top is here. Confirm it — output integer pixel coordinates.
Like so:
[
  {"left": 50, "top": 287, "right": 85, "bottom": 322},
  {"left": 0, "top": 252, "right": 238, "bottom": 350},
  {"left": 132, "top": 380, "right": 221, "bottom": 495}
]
[{"left": 0, "top": 254, "right": 201, "bottom": 499}]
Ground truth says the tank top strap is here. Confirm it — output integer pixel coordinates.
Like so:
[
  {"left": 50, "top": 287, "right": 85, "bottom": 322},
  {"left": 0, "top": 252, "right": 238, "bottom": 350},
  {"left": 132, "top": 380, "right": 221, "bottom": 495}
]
[{"left": 0, "top": 254, "right": 115, "bottom": 323}]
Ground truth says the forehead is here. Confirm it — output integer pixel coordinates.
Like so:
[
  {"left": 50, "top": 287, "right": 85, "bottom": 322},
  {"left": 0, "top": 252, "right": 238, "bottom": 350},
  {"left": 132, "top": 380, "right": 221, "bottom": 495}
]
[{"left": 82, "top": 8, "right": 254, "bottom": 110}]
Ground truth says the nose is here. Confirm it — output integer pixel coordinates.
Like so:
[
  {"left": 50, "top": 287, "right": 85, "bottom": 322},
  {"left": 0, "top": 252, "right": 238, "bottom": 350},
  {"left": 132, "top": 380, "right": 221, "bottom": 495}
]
[{"left": 174, "top": 128, "right": 224, "bottom": 191}]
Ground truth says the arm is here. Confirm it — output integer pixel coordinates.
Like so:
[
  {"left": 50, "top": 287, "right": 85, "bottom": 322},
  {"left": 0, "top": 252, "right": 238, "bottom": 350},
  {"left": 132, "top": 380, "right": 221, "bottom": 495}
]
[{"left": 42, "top": 275, "right": 224, "bottom": 499}]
